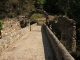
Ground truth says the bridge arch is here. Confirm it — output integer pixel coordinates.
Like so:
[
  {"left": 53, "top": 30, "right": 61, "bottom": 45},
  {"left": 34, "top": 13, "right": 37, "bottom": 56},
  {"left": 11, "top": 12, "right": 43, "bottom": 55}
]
[
  {"left": 25, "top": 9, "right": 49, "bottom": 31},
  {"left": 27, "top": 9, "right": 49, "bottom": 22}
]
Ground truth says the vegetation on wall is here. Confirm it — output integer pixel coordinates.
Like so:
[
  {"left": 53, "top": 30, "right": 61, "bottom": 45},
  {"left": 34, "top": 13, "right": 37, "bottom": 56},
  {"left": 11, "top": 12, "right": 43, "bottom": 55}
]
[
  {"left": 0, "top": 0, "right": 35, "bottom": 19},
  {"left": 0, "top": 20, "right": 4, "bottom": 38},
  {"left": 0, "top": 20, "right": 4, "bottom": 30}
]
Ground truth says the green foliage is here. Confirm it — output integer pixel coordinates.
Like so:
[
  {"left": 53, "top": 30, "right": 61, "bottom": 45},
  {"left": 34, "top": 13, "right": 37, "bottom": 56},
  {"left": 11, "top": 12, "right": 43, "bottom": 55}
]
[
  {"left": 43, "top": 0, "right": 58, "bottom": 13},
  {"left": 37, "top": 0, "right": 45, "bottom": 4},
  {"left": 30, "top": 13, "right": 44, "bottom": 24},
  {"left": 30, "top": 13, "right": 44, "bottom": 20},
  {"left": 0, "top": 0, "right": 30, "bottom": 18},
  {"left": 54, "top": 15, "right": 59, "bottom": 21},
  {"left": 58, "top": 0, "right": 70, "bottom": 15},
  {"left": 0, "top": 20, "right": 4, "bottom": 30},
  {"left": 30, "top": 20, "right": 37, "bottom": 25},
  {"left": 34, "top": 0, "right": 45, "bottom": 9},
  {"left": 60, "top": 40, "right": 67, "bottom": 46},
  {"left": 71, "top": 50, "right": 80, "bottom": 59}
]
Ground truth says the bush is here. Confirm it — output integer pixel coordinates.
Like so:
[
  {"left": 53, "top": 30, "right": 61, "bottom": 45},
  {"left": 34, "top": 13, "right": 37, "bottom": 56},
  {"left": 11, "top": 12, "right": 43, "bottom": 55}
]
[
  {"left": 54, "top": 15, "right": 59, "bottom": 20},
  {"left": 30, "top": 13, "right": 44, "bottom": 25},
  {"left": 30, "top": 20, "right": 37, "bottom": 25},
  {"left": 0, "top": 20, "right": 4, "bottom": 30},
  {"left": 30, "top": 13, "right": 44, "bottom": 21}
]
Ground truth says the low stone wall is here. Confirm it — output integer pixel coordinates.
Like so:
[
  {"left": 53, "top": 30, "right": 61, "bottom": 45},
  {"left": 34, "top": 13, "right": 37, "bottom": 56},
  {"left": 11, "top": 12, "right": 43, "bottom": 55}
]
[
  {"left": 0, "top": 23, "right": 37, "bottom": 54},
  {"left": 2, "top": 18, "right": 21, "bottom": 37},
  {"left": 43, "top": 23, "right": 75, "bottom": 60}
]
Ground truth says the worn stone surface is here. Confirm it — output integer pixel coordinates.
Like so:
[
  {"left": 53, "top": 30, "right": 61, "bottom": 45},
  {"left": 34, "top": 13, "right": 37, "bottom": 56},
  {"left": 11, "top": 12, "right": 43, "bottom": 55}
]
[
  {"left": 0, "top": 25, "right": 55, "bottom": 60},
  {"left": 0, "top": 23, "right": 37, "bottom": 54}
]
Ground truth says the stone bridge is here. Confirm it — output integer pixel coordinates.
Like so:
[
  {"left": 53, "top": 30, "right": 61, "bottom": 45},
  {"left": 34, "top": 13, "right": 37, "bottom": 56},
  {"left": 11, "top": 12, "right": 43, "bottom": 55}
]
[{"left": 0, "top": 9, "right": 76, "bottom": 60}]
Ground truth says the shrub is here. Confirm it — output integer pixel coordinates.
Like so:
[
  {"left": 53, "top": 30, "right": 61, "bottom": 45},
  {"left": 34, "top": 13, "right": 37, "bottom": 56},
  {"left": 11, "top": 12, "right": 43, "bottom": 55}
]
[{"left": 0, "top": 20, "right": 4, "bottom": 30}]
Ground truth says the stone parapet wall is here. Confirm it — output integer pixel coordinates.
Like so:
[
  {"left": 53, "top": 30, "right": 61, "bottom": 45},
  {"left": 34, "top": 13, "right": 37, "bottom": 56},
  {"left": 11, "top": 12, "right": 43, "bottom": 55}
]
[
  {"left": 43, "top": 23, "right": 75, "bottom": 60},
  {"left": 0, "top": 23, "right": 37, "bottom": 54}
]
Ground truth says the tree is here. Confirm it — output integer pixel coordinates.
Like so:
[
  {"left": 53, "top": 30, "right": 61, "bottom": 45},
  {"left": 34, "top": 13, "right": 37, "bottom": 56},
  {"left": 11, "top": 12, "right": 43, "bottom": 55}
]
[
  {"left": 34, "top": 0, "right": 46, "bottom": 9},
  {"left": 58, "top": 0, "right": 70, "bottom": 15},
  {"left": 0, "top": 20, "right": 4, "bottom": 39},
  {"left": 0, "top": 0, "right": 9, "bottom": 18}
]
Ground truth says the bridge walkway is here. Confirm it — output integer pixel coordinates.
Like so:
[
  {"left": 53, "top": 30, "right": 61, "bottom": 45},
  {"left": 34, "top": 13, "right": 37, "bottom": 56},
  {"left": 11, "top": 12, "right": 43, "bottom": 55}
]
[{"left": 0, "top": 25, "right": 56, "bottom": 60}]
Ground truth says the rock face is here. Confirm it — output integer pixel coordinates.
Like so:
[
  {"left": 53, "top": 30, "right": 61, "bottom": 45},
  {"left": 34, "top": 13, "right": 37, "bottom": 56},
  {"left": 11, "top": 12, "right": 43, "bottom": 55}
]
[
  {"left": 57, "top": 16, "right": 76, "bottom": 52},
  {"left": 1, "top": 18, "right": 21, "bottom": 37},
  {"left": 47, "top": 16, "right": 76, "bottom": 52}
]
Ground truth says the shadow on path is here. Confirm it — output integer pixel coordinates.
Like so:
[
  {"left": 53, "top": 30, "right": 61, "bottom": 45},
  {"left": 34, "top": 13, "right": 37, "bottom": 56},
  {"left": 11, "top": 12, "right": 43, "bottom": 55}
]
[{"left": 41, "top": 25, "right": 57, "bottom": 60}]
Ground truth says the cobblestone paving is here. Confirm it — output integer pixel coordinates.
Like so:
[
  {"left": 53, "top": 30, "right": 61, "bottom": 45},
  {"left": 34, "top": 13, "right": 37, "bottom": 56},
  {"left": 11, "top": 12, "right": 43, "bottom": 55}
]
[{"left": 0, "top": 25, "right": 55, "bottom": 60}]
